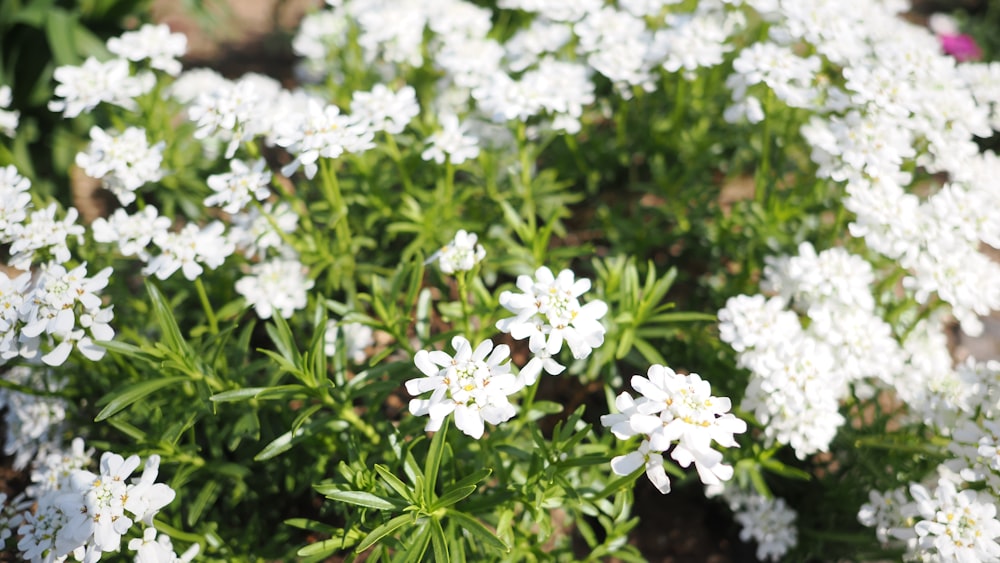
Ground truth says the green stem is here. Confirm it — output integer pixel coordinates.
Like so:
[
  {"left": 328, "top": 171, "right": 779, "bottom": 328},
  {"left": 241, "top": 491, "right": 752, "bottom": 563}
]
[
  {"left": 340, "top": 405, "right": 380, "bottom": 445},
  {"left": 755, "top": 89, "right": 774, "bottom": 207},
  {"left": 384, "top": 132, "right": 415, "bottom": 192},
  {"left": 319, "top": 158, "right": 357, "bottom": 300},
  {"left": 455, "top": 271, "right": 472, "bottom": 337},
  {"left": 516, "top": 122, "right": 536, "bottom": 231},
  {"left": 194, "top": 277, "right": 219, "bottom": 335}
]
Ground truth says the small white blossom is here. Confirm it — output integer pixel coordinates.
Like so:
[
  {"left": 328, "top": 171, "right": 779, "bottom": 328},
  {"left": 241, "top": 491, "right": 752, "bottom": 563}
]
[
  {"left": 205, "top": 158, "right": 272, "bottom": 214},
  {"left": 144, "top": 222, "right": 235, "bottom": 281},
  {"left": 235, "top": 258, "right": 313, "bottom": 319},
  {"left": 91, "top": 206, "right": 172, "bottom": 261},
  {"left": 0, "top": 85, "right": 19, "bottom": 137},
  {"left": 75, "top": 126, "right": 165, "bottom": 206},
  {"left": 428, "top": 230, "right": 485, "bottom": 274},
  {"left": 350, "top": 84, "right": 419, "bottom": 135},
  {"left": 324, "top": 320, "right": 375, "bottom": 364},
  {"left": 106, "top": 23, "right": 187, "bottom": 76},
  {"left": 733, "top": 494, "right": 799, "bottom": 561},
  {"left": 421, "top": 114, "right": 480, "bottom": 165},
  {"left": 601, "top": 365, "right": 746, "bottom": 493},
  {"left": 496, "top": 266, "right": 607, "bottom": 382},
  {"left": 406, "top": 336, "right": 521, "bottom": 439},
  {"left": 48, "top": 57, "right": 153, "bottom": 117}
]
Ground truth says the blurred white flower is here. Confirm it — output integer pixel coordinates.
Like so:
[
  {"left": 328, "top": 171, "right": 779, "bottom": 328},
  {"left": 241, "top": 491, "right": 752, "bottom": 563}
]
[
  {"left": 236, "top": 258, "right": 313, "bottom": 319},
  {"left": 75, "top": 126, "right": 165, "bottom": 206},
  {"left": 427, "top": 229, "right": 485, "bottom": 274},
  {"left": 107, "top": 23, "right": 187, "bottom": 76}
]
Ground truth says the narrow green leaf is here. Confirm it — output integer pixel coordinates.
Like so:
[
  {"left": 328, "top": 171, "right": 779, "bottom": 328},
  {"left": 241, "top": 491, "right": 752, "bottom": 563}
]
[
  {"left": 355, "top": 513, "right": 411, "bottom": 552},
  {"left": 209, "top": 384, "right": 311, "bottom": 403},
  {"left": 147, "top": 283, "right": 187, "bottom": 353},
  {"left": 445, "top": 510, "right": 508, "bottom": 553},
  {"left": 317, "top": 489, "right": 400, "bottom": 511},
  {"left": 430, "top": 484, "right": 476, "bottom": 510},
  {"left": 94, "top": 376, "right": 187, "bottom": 421},
  {"left": 187, "top": 479, "right": 220, "bottom": 527},
  {"left": 397, "top": 519, "right": 431, "bottom": 563},
  {"left": 423, "top": 417, "right": 448, "bottom": 504},
  {"left": 374, "top": 464, "right": 415, "bottom": 504},
  {"left": 429, "top": 518, "right": 449, "bottom": 562},
  {"left": 649, "top": 311, "right": 717, "bottom": 323},
  {"left": 45, "top": 10, "right": 78, "bottom": 66}
]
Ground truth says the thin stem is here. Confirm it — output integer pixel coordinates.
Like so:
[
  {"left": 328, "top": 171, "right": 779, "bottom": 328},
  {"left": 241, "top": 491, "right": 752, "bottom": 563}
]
[
  {"left": 340, "top": 406, "right": 380, "bottom": 445},
  {"left": 755, "top": 89, "right": 774, "bottom": 207},
  {"left": 516, "top": 122, "right": 536, "bottom": 231},
  {"left": 194, "top": 277, "right": 219, "bottom": 335},
  {"left": 455, "top": 271, "right": 472, "bottom": 337},
  {"left": 319, "top": 158, "right": 357, "bottom": 301},
  {"left": 384, "top": 132, "right": 415, "bottom": 192}
]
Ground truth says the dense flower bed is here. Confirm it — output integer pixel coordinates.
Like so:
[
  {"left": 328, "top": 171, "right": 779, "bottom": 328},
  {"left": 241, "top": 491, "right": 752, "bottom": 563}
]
[{"left": 1, "top": 0, "right": 1000, "bottom": 561}]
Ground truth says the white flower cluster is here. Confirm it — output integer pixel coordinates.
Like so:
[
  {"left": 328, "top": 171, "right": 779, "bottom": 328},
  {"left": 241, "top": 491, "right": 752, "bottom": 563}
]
[
  {"left": 427, "top": 229, "right": 485, "bottom": 274},
  {"left": 106, "top": 23, "right": 187, "bottom": 76},
  {"left": 0, "top": 367, "right": 68, "bottom": 470},
  {"left": 11, "top": 442, "right": 188, "bottom": 563},
  {"left": 406, "top": 336, "right": 521, "bottom": 439},
  {"left": 496, "top": 266, "right": 608, "bottom": 386},
  {"left": 719, "top": 242, "right": 905, "bottom": 459},
  {"left": 235, "top": 259, "right": 314, "bottom": 320},
  {"left": 0, "top": 85, "right": 19, "bottom": 137},
  {"left": 271, "top": 99, "right": 374, "bottom": 179},
  {"left": 324, "top": 320, "right": 375, "bottom": 364},
  {"left": 859, "top": 478, "right": 1000, "bottom": 562},
  {"left": 0, "top": 262, "right": 114, "bottom": 367},
  {"left": 204, "top": 158, "right": 272, "bottom": 214},
  {"left": 731, "top": 493, "right": 798, "bottom": 562},
  {"left": 48, "top": 23, "right": 186, "bottom": 118},
  {"left": 75, "top": 126, "right": 165, "bottom": 206},
  {"left": 600, "top": 365, "right": 746, "bottom": 494}
]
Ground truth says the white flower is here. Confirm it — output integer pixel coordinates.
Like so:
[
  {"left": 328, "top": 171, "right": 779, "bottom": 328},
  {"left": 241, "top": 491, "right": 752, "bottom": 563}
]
[
  {"left": 324, "top": 320, "right": 375, "bottom": 363},
  {"left": 911, "top": 479, "right": 1000, "bottom": 562},
  {"left": 496, "top": 266, "right": 607, "bottom": 373},
  {"left": 428, "top": 230, "right": 485, "bottom": 274},
  {"left": 205, "top": 158, "right": 272, "bottom": 214},
  {"left": 0, "top": 164, "right": 31, "bottom": 240},
  {"left": 18, "top": 262, "right": 114, "bottom": 366},
  {"left": 602, "top": 365, "right": 746, "bottom": 493},
  {"left": 91, "top": 206, "right": 172, "bottom": 261},
  {"left": 228, "top": 202, "right": 298, "bottom": 260},
  {"left": 733, "top": 494, "right": 799, "bottom": 562},
  {"left": 235, "top": 258, "right": 314, "bottom": 319},
  {"left": 7, "top": 204, "right": 85, "bottom": 270},
  {"left": 858, "top": 487, "right": 913, "bottom": 545},
  {"left": 106, "top": 23, "right": 187, "bottom": 76},
  {"left": 609, "top": 439, "right": 671, "bottom": 494},
  {"left": 421, "top": 114, "right": 480, "bottom": 165},
  {"left": 75, "top": 126, "right": 165, "bottom": 206},
  {"left": 129, "top": 527, "right": 200, "bottom": 563},
  {"left": 406, "top": 336, "right": 521, "bottom": 439},
  {"left": 0, "top": 85, "right": 20, "bottom": 137},
  {"left": 273, "top": 99, "right": 374, "bottom": 179},
  {"left": 144, "top": 221, "right": 235, "bottom": 281},
  {"left": 350, "top": 84, "right": 419, "bottom": 135},
  {"left": 48, "top": 57, "right": 153, "bottom": 117}
]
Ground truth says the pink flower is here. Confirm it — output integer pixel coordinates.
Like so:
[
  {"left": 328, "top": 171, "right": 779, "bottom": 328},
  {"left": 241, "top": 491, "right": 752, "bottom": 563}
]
[{"left": 940, "top": 34, "right": 982, "bottom": 62}]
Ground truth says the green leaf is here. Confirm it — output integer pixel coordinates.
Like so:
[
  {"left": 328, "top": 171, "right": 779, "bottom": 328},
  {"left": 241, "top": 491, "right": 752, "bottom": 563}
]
[
  {"left": 317, "top": 489, "right": 402, "bottom": 511},
  {"left": 94, "top": 376, "right": 187, "bottom": 422},
  {"left": 374, "top": 464, "right": 415, "bottom": 504},
  {"left": 44, "top": 10, "right": 79, "bottom": 66},
  {"left": 429, "top": 518, "right": 449, "bottom": 562},
  {"left": 430, "top": 484, "right": 477, "bottom": 510},
  {"left": 355, "top": 513, "right": 411, "bottom": 552},
  {"left": 187, "top": 479, "right": 221, "bottom": 527},
  {"left": 209, "top": 384, "right": 312, "bottom": 403},
  {"left": 445, "top": 510, "right": 508, "bottom": 553},
  {"left": 147, "top": 283, "right": 187, "bottom": 353},
  {"left": 649, "top": 311, "right": 717, "bottom": 323},
  {"left": 423, "top": 417, "right": 448, "bottom": 504}
]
